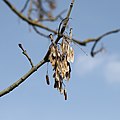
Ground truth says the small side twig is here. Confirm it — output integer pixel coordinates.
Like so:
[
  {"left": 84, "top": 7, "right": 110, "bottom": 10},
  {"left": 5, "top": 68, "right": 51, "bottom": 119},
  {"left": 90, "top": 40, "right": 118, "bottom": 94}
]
[
  {"left": 32, "top": 26, "right": 49, "bottom": 38},
  {"left": 18, "top": 43, "right": 34, "bottom": 67},
  {"left": 28, "top": 0, "right": 33, "bottom": 19},
  {"left": 91, "top": 43, "right": 104, "bottom": 56},
  {"left": 20, "top": 0, "right": 30, "bottom": 13},
  {"left": 90, "top": 29, "right": 120, "bottom": 57}
]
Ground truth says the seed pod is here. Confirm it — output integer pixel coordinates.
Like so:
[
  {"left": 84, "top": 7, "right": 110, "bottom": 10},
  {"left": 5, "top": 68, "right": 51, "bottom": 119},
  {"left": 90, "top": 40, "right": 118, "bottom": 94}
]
[
  {"left": 46, "top": 75, "right": 50, "bottom": 85},
  {"left": 53, "top": 73, "right": 55, "bottom": 78},
  {"left": 60, "top": 88, "right": 64, "bottom": 94},
  {"left": 70, "top": 47, "right": 74, "bottom": 63},
  {"left": 64, "top": 89, "right": 67, "bottom": 100},
  {"left": 65, "top": 72, "right": 70, "bottom": 80},
  {"left": 54, "top": 80, "right": 59, "bottom": 88}
]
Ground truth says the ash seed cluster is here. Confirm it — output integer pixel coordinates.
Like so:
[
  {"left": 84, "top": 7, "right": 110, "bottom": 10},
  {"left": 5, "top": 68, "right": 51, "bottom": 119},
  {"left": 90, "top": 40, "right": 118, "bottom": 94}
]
[{"left": 48, "top": 35, "right": 74, "bottom": 100}]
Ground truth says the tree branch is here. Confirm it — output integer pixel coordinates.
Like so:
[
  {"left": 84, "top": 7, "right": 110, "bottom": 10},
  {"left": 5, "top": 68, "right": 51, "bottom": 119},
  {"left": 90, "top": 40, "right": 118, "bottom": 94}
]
[
  {"left": 1, "top": 0, "right": 120, "bottom": 98},
  {"left": 32, "top": 26, "right": 49, "bottom": 38},
  {"left": 3, "top": 0, "right": 120, "bottom": 51},
  {"left": 18, "top": 43, "right": 34, "bottom": 67},
  {"left": 0, "top": 58, "right": 46, "bottom": 97},
  {"left": 0, "top": 0, "right": 74, "bottom": 98},
  {"left": 3, "top": 0, "right": 76, "bottom": 44},
  {"left": 0, "top": 37, "right": 52, "bottom": 97},
  {"left": 90, "top": 28, "right": 120, "bottom": 56},
  {"left": 3, "top": 0, "right": 57, "bottom": 34}
]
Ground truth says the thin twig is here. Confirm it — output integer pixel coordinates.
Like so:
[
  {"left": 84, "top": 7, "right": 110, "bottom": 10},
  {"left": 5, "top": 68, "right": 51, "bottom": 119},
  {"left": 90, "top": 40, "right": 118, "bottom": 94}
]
[
  {"left": 91, "top": 43, "right": 104, "bottom": 56},
  {"left": 20, "top": 0, "right": 30, "bottom": 13},
  {"left": 90, "top": 29, "right": 120, "bottom": 56},
  {"left": 0, "top": 59, "right": 46, "bottom": 97},
  {"left": 28, "top": 0, "right": 33, "bottom": 19},
  {"left": 18, "top": 43, "right": 34, "bottom": 67},
  {"left": 32, "top": 26, "right": 49, "bottom": 38}
]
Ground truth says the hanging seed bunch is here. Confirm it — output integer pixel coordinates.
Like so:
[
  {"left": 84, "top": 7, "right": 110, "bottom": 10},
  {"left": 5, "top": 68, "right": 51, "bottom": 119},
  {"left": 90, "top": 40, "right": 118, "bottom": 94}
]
[{"left": 47, "top": 28, "right": 74, "bottom": 100}]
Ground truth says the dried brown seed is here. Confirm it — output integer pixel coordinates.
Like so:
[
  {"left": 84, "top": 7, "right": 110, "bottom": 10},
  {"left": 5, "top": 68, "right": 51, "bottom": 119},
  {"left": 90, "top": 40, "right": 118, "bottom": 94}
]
[
  {"left": 46, "top": 75, "right": 50, "bottom": 85},
  {"left": 70, "top": 47, "right": 74, "bottom": 63},
  {"left": 54, "top": 80, "right": 59, "bottom": 88},
  {"left": 53, "top": 73, "right": 55, "bottom": 78},
  {"left": 66, "top": 72, "right": 70, "bottom": 80},
  {"left": 60, "top": 88, "right": 64, "bottom": 94},
  {"left": 64, "top": 89, "right": 67, "bottom": 100},
  {"left": 50, "top": 54, "right": 55, "bottom": 59}
]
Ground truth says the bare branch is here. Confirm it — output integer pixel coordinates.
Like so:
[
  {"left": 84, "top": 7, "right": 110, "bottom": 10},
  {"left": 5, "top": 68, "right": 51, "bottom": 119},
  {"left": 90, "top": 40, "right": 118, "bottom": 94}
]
[
  {"left": 3, "top": 0, "right": 57, "bottom": 34},
  {"left": 2, "top": 0, "right": 120, "bottom": 99},
  {"left": 0, "top": 58, "right": 46, "bottom": 97},
  {"left": 3, "top": 0, "right": 120, "bottom": 56},
  {"left": 82, "top": 29, "right": 120, "bottom": 44},
  {"left": 1, "top": 0, "right": 74, "bottom": 97},
  {"left": 2, "top": 0, "right": 87, "bottom": 47},
  {"left": 90, "top": 29, "right": 120, "bottom": 57},
  {"left": 0, "top": 39, "right": 52, "bottom": 97},
  {"left": 70, "top": 29, "right": 120, "bottom": 56},
  {"left": 18, "top": 43, "right": 34, "bottom": 67}
]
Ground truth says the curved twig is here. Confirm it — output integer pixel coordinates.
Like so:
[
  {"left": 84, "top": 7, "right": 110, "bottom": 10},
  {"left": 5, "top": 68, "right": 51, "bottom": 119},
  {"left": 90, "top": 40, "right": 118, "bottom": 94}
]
[
  {"left": 18, "top": 43, "right": 34, "bottom": 67},
  {"left": 90, "top": 29, "right": 120, "bottom": 56},
  {"left": 20, "top": 0, "right": 30, "bottom": 13},
  {"left": 32, "top": 26, "right": 49, "bottom": 38}
]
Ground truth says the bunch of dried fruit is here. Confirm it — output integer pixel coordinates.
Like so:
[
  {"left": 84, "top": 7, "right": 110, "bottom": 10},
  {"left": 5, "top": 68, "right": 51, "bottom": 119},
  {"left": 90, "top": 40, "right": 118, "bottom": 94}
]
[{"left": 47, "top": 32, "right": 74, "bottom": 100}]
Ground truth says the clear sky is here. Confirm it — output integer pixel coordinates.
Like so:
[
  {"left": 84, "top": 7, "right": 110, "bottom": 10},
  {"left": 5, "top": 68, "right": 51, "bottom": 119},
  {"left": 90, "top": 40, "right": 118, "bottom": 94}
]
[{"left": 0, "top": 0, "right": 120, "bottom": 120}]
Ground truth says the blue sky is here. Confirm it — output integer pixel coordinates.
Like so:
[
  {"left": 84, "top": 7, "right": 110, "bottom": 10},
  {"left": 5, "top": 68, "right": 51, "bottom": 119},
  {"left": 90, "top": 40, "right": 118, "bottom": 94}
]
[{"left": 0, "top": 0, "right": 120, "bottom": 120}]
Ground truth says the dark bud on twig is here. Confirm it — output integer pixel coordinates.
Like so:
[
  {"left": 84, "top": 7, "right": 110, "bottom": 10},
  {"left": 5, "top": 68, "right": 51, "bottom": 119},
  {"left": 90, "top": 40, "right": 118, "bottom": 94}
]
[
  {"left": 18, "top": 43, "right": 22, "bottom": 48},
  {"left": 46, "top": 75, "right": 50, "bottom": 85},
  {"left": 18, "top": 44, "right": 25, "bottom": 52},
  {"left": 18, "top": 43, "right": 24, "bottom": 51},
  {"left": 64, "top": 89, "right": 67, "bottom": 100}
]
